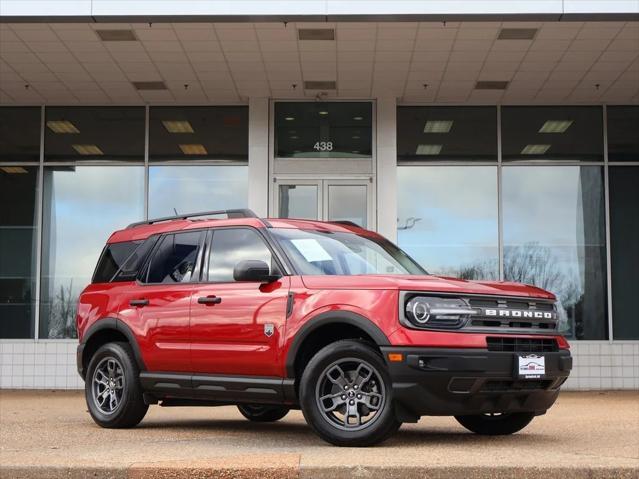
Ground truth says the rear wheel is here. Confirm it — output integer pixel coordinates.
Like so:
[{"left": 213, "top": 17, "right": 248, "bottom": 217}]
[
  {"left": 299, "top": 340, "right": 401, "bottom": 447},
  {"left": 85, "top": 342, "right": 148, "bottom": 428},
  {"left": 455, "top": 412, "right": 535, "bottom": 435},
  {"left": 237, "top": 404, "right": 290, "bottom": 422}
]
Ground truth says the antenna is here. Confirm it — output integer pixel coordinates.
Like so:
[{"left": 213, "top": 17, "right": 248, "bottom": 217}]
[{"left": 173, "top": 208, "right": 178, "bottom": 215}]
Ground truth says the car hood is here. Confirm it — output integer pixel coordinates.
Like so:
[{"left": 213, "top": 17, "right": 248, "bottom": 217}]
[{"left": 300, "top": 274, "right": 555, "bottom": 299}]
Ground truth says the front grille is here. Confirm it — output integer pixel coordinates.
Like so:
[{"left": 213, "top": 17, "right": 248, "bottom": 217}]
[
  {"left": 480, "top": 379, "right": 553, "bottom": 392},
  {"left": 423, "top": 317, "right": 465, "bottom": 329},
  {"left": 466, "top": 296, "right": 558, "bottom": 332},
  {"left": 486, "top": 337, "right": 559, "bottom": 353}
]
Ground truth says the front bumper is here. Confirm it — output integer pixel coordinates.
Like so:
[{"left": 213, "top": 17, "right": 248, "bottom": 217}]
[{"left": 381, "top": 347, "right": 572, "bottom": 418}]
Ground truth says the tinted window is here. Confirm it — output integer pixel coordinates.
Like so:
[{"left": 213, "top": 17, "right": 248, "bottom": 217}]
[
  {"left": 207, "top": 229, "right": 274, "bottom": 282},
  {"left": 93, "top": 241, "right": 142, "bottom": 283},
  {"left": 0, "top": 107, "right": 41, "bottom": 162},
  {"left": 609, "top": 167, "right": 639, "bottom": 339},
  {"left": 147, "top": 232, "right": 202, "bottom": 284},
  {"left": 397, "top": 107, "right": 497, "bottom": 163},
  {"left": 275, "top": 102, "right": 372, "bottom": 158},
  {"left": 501, "top": 106, "right": 603, "bottom": 162},
  {"left": 607, "top": 106, "right": 639, "bottom": 162}
]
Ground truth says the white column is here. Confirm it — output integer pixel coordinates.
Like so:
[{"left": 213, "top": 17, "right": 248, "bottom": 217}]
[
  {"left": 248, "top": 97, "right": 270, "bottom": 217},
  {"left": 376, "top": 95, "right": 398, "bottom": 242}
]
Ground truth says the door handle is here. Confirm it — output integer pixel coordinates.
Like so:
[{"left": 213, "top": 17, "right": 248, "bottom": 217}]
[
  {"left": 129, "top": 299, "right": 149, "bottom": 307},
  {"left": 198, "top": 295, "right": 222, "bottom": 305}
]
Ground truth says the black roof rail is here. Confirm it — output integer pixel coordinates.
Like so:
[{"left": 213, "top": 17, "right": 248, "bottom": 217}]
[
  {"left": 127, "top": 209, "right": 258, "bottom": 229},
  {"left": 330, "top": 220, "right": 362, "bottom": 228}
]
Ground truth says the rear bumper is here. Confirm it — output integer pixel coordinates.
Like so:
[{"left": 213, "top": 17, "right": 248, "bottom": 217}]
[
  {"left": 381, "top": 347, "right": 572, "bottom": 418},
  {"left": 76, "top": 343, "right": 85, "bottom": 379}
]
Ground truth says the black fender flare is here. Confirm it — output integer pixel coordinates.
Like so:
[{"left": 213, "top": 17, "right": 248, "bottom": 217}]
[
  {"left": 80, "top": 318, "right": 146, "bottom": 374},
  {"left": 285, "top": 310, "right": 390, "bottom": 378}
]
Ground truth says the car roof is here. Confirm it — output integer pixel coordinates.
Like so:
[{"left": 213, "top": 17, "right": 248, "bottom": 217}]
[{"left": 107, "top": 216, "right": 377, "bottom": 244}]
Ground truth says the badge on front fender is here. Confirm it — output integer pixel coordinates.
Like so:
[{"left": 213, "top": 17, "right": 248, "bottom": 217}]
[{"left": 264, "top": 323, "right": 275, "bottom": 337}]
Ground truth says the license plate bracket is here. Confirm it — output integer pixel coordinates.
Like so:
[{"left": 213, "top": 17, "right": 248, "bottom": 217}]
[{"left": 516, "top": 354, "right": 545, "bottom": 379}]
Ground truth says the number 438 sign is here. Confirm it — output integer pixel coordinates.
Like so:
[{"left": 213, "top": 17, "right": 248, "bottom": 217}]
[{"left": 313, "top": 141, "right": 333, "bottom": 151}]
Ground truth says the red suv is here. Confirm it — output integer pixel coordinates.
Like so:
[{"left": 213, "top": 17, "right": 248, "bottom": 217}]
[{"left": 76, "top": 209, "right": 572, "bottom": 446}]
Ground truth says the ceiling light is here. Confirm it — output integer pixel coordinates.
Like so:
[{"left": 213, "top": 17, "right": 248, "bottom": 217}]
[
  {"left": 46, "top": 120, "right": 79, "bottom": 134},
  {"left": 497, "top": 28, "right": 538, "bottom": 40},
  {"left": 353, "top": 116, "right": 363, "bottom": 121},
  {"left": 352, "top": 135, "right": 360, "bottom": 139},
  {"left": 352, "top": 150, "right": 360, "bottom": 153},
  {"left": 304, "top": 80, "right": 337, "bottom": 90},
  {"left": 162, "top": 120, "right": 194, "bottom": 133},
  {"left": 290, "top": 136, "right": 299, "bottom": 140},
  {"left": 285, "top": 117, "right": 295, "bottom": 121},
  {"left": 521, "top": 144, "right": 551, "bottom": 155},
  {"left": 96, "top": 29, "right": 138, "bottom": 42},
  {"left": 475, "top": 81, "right": 509, "bottom": 90},
  {"left": 298, "top": 29, "right": 335, "bottom": 41},
  {"left": 319, "top": 111, "right": 329, "bottom": 116},
  {"left": 72, "top": 144, "right": 103, "bottom": 155},
  {"left": 416, "top": 144, "right": 442, "bottom": 155},
  {"left": 179, "top": 144, "right": 207, "bottom": 155},
  {"left": 424, "top": 120, "right": 454, "bottom": 133},
  {"left": 539, "top": 120, "right": 573, "bottom": 133},
  {"left": 132, "top": 81, "right": 167, "bottom": 91},
  {"left": 0, "top": 166, "right": 28, "bottom": 174}
]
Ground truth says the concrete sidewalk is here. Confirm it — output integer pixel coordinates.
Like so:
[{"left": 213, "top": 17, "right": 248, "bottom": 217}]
[{"left": 0, "top": 390, "right": 637, "bottom": 478}]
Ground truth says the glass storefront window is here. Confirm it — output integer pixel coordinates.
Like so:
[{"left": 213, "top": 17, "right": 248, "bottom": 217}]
[
  {"left": 0, "top": 107, "right": 41, "bottom": 163},
  {"left": 607, "top": 106, "right": 639, "bottom": 162},
  {"left": 609, "top": 167, "right": 639, "bottom": 339},
  {"left": 397, "top": 107, "right": 497, "bottom": 163},
  {"left": 0, "top": 167, "right": 38, "bottom": 338},
  {"left": 397, "top": 166, "right": 499, "bottom": 279},
  {"left": 40, "top": 166, "right": 144, "bottom": 338},
  {"left": 502, "top": 166, "right": 608, "bottom": 340},
  {"left": 275, "top": 102, "right": 372, "bottom": 158},
  {"left": 148, "top": 166, "right": 248, "bottom": 218},
  {"left": 279, "top": 185, "right": 318, "bottom": 220},
  {"left": 149, "top": 107, "right": 248, "bottom": 162},
  {"left": 44, "top": 107, "right": 145, "bottom": 163},
  {"left": 502, "top": 106, "right": 603, "bottom": 162}
]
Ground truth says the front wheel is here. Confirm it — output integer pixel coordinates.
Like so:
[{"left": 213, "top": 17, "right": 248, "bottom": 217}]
[
  {"left": 237, "top": 404, "right": 290, "bottom": 422},
  {"left": 455, "top": 412, "right": 535, "bottom": 435},
  {"left": 299, "top": 340, "right": 401, "bottom": 447}
]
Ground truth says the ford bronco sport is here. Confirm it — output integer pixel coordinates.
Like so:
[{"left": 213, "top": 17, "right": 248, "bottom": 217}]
[{"left": 76, "top": 209, "right": 572, "bottom": 446}]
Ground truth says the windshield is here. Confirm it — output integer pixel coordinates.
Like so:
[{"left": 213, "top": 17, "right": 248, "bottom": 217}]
[{"left": 271, "top": 228, "right": 427, "bottom": 276}]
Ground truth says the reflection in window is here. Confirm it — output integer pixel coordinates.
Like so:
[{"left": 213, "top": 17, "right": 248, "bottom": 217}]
[
  {"left": 148, "top": 166, "right": 248, "bottom": 218},
  {"left": 147, "top": 232, "right": 202, "bottom": 284},
  {"left": 0, "top": 107, "right": 41, "bottom": 163},
  {"left": 279, "top": 185, "right": 318, "bottom": 220},
  {"left": 0, "top": 167, "right": 38, "bottom": 338},
  {"left": 40, "top": 167, "right": 144, "bottom": 338},
  {"left": 607, "top": 106, "right": 639, "bottom": 162},
  {"left": 275, "top": 102, "right": 372, "bottom": 158},
  {"left": 327, "top": 185, "right": 368, "bottom": 228},
  {"left": 397, "top": 107, "right": 497, "bottom": 163},
  {"left": 397, "top": 167, "right": 499, "bottom": 279},
  {"left": 44, "top": 107, "right": 145, "bottom": 162},
  {"left": 149, "top": 106, "right": 248, "bottom": 162},
  {"left": 609, "top": 167, "right": 639, "bottom": 339},
  {"left": 502, "top": 166, "right": 607, "bottom": 340},
  {"left": 208, "top": 229, "right": 273, "bottom": 282},
  {"left": 502, "top": 106, "right": 603, "bottom": 162}
]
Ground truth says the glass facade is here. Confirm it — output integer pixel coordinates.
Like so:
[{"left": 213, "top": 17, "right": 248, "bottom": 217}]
[{"left": 0, "top": 106, "right": 249, "bottom": 339}]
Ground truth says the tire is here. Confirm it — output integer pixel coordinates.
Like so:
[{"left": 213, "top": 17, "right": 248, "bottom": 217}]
[
  {"left": 85, "top": 342, "right": 148, "bottom": 428},
  {"left": 455, "top": 412, "right": 535, "bottom": 435},
  {"left": 237, "top": 404, "right": 290, "bottom": 422},
  {"left": 299, "top": 339, "right": 401, "bottom": 447}
]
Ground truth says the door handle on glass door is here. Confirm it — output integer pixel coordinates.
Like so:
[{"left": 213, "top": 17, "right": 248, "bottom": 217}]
[
  {"left": 129, "top": 299, "right": 149, "bottom": 307},
  {"left": 198, "top": 296, "right": 222, "bottom": 305}
]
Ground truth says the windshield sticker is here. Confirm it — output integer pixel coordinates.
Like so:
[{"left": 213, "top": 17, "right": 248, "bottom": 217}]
[{"left": 290, "top": 239, "right": 332, "bottom": 262}]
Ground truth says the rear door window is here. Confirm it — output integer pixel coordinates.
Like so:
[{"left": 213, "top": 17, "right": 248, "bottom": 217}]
[{"left": 146, "top": 231, "right": 203, "bottom": 283}]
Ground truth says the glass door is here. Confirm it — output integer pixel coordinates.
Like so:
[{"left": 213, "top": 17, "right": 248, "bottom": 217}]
[{"left": 274, "top": 178, "right": 373, "bottom": 228}]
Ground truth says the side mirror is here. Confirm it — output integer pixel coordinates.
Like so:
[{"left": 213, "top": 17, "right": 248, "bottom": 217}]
[{"left": 233, "top": 260, "right": 281, "bottom": 283}]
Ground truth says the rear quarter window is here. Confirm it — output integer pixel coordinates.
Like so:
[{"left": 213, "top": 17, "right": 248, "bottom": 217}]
[{"left": 93, "top": 237, "right": 157, "bottom": 283}]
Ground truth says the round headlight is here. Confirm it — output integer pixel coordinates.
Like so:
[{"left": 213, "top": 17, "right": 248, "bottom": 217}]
[{"left": 406, "top": 297, "right": 431, "bottom": 324}]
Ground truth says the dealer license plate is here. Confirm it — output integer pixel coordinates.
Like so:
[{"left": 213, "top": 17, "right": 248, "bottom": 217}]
[{"left": 517, "top": 354, "right": 545, "bottom": 379}]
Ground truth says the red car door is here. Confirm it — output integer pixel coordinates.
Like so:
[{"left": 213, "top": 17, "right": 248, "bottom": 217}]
[
  {"left": 118, "top": 230, "right": 204, "bottom": 372},
  {"left": 190, "top": 227, "right": 290, "bottom": 377}
]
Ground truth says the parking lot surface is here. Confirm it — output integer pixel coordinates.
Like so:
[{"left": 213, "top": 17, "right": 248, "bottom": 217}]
[{"left": 0, "top": 390, "right": 637, "bottom": 478}]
